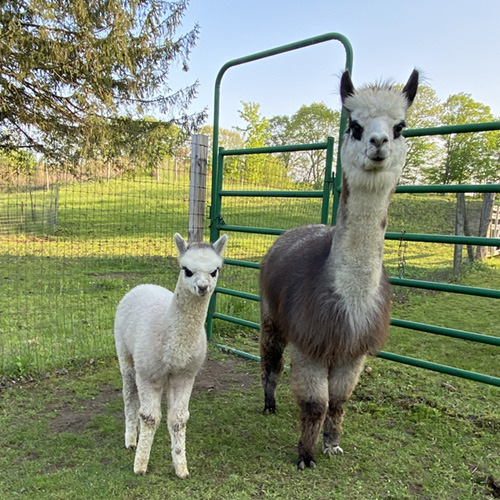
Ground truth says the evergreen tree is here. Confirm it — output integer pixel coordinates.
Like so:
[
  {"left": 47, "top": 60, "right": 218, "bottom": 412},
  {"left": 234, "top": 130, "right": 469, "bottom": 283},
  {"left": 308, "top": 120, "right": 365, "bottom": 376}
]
[{"left": 0, "top": 0, "right": 204, "bottom": 162}]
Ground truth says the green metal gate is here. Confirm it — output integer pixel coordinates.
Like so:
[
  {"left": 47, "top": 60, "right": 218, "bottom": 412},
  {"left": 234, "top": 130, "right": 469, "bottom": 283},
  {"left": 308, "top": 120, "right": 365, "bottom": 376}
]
[{"left": 207, "top": 33, "right": 500, "bottom": 387}]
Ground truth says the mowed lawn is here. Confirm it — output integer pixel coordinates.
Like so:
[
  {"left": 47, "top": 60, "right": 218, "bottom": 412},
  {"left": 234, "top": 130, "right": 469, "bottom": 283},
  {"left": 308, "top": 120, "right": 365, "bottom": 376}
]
[{"left": 0, "top": 176, "right": 499, "bottom": 498}]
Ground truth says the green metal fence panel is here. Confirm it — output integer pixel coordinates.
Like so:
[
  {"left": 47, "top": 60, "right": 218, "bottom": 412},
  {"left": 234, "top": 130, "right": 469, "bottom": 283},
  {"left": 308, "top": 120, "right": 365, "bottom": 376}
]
[
  {"left": 206, "top": 33, "right": 353, "bottom": 340},
  {"left": 207, "top": 32, "right": 500, "bottom": 387}
]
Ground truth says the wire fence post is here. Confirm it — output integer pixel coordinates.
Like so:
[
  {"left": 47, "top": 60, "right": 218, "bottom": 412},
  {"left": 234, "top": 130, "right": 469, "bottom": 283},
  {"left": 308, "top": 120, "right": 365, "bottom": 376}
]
[{"left": 188, "top": 134, "right": 209, "bottom": 243}]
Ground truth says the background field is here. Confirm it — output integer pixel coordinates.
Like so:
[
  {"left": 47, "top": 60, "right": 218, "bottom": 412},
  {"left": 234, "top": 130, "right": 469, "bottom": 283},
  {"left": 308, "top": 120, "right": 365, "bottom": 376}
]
[
  {"left": 1, "top": 169, "right": 499, "bottom": 499},
  {"left": 0, "top": 170, "right": 499, "bottom": 383}
]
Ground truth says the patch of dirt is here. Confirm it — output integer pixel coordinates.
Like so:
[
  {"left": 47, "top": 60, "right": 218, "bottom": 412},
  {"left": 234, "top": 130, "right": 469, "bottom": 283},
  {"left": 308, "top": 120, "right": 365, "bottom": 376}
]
[
  {"left": 50, "top": 384, "right": 120, "bottom": 434},
  {"left": 193, "top": 357, "right": 256, "bottom": 394},
  {"left": 49, "top": 356, "right": 256, "bottom": 435}
]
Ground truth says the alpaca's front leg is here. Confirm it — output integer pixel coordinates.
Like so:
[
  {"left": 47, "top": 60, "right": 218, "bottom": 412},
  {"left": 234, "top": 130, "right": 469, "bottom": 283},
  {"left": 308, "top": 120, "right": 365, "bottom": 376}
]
[
  {"left": 290, "top": 345, "right": 328, "bottom": 469},
  {"left": 134, "top": 379, "right": 163, "bottom": 474},
  {"left": 323, "top": 356, "right": 365, "bottom": 456},
  {"left": 167, "top": 374, "right": 196, "bottom": 479},
  {"left": 121, "top": 367, "right": 140, "bottom": 449},
  {"left": 259, "top": 311, "right": 286, "bottom": 413}
]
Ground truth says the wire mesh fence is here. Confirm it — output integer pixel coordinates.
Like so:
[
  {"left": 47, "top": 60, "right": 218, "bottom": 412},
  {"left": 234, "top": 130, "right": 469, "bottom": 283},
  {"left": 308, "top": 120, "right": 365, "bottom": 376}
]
[
  {"left": 0, "top": 163, "right": 194, "bottom": 378},
  {"left": 0, "top": 185, "right": 59, "bottom": 236}
]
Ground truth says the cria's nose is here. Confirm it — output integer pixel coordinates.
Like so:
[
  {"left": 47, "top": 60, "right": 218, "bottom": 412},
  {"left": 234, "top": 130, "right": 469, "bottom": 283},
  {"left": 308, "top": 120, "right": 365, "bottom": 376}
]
[
  {"left": 369, "top": 133, "right": 389, "bottom": 148},
  {"left": 198, "top": 284, "right": 208, "bottom": 293}
]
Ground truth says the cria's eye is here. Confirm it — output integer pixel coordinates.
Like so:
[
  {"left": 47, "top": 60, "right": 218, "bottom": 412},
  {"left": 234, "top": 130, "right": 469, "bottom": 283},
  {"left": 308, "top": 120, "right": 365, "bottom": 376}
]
[
  {"left": 183, "top": 267, "right": 193, "bottom": 278},
  {"left": 210, "top": 269, "right": 219, "bottom": 278},
  {"left": 349, "top": 120, "right": 363, "bottom": 140},
  {"left": 393, "top": 121, "right": 406, "bottom": 139}
]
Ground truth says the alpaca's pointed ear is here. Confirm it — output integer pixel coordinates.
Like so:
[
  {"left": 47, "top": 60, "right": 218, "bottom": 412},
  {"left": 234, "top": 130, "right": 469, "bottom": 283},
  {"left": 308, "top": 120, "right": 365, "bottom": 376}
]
[
  {"left": 174, "top": 233, "right": 188, "bottom": 256},
  {"left": 340, "top": 71, "right": 355, "bottom": 105},
  {"left": 212, "top": 234, "right": 228, "bottom": 256},
  {"left": 402, "top": 69, "right": 419, "bottom": 108}
]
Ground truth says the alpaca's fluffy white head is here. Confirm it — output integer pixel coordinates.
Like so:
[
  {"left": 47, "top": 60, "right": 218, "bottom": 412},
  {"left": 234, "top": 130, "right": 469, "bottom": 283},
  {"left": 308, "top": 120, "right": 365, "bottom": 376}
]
[
  {"left": 340, "top": 70, "right": 418, "bottom": 192},
  {"left": 174, "top": 233, "right": 228, "bottom": 298}
]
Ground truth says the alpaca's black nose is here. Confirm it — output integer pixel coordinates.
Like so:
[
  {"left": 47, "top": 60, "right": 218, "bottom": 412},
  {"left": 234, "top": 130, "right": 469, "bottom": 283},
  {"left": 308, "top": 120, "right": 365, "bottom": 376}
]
[{"left": 369, "top": 134, "right": 389, "bottom": 148}]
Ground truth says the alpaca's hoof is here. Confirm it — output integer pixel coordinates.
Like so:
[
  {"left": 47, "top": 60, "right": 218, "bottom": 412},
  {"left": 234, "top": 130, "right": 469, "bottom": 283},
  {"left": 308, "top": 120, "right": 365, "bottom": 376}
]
[
  {"left": 175, "top": 467, "right": 190, "bottom": 479},
  {"left": 125, "top": 444, "right": 136, "bottom": 451},
  {"left": 322, "top": 443, "right": 343, "bottom": 456},
  {"left": 297, "top": 456, "right": 316, "bottom": 470},
  {"left": 134, "top": 458, "right": 148, "bottom": 475},
  {"left": 263, "top": 405, "right": 277, "bottom": 414}
]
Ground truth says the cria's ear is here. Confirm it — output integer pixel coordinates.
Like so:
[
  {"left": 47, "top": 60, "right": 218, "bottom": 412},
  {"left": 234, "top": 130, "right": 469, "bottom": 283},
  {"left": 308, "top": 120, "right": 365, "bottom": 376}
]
[
  {"left": 340, "top": 70, "right": 355, "bottom": 106},
  {"left": 402, "top": 69, "right": 419, "bottom": 108},
  {"left": 174, "top": 233, "right": 188, "bottom": 256},
  {"left": 212, "top": 234, "right": 228, "bottom": 256}
]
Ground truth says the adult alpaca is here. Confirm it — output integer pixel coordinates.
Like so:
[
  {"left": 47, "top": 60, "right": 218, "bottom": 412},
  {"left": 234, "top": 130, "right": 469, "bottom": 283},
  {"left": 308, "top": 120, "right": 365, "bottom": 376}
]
[
  {"left": 114, "top": 233, "right": 228, "bottom": 478},
  {"left": 259, "top": 69, "right": 418, "bottom": 469}
]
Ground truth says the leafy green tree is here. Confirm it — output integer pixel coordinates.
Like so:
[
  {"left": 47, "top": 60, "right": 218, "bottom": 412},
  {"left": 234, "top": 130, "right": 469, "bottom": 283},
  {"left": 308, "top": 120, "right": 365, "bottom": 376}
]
[
  {"left": 269, "top": 103, "right": 340, "bottom": 186},
  {"left": 268, "top": 115, "right": 293, "bottom": 170},
  {"left": 0, "top": 0, "right": 204, "bottom": 162},
  {"left": 236, "top": 102, "right": 271, "bottom": 185},
  {"left": 126, "top": 118, "right": 186, "bottom": 178},
  {"left": 0, "top": 149, "right": 36, "bottom": 183},
  {"left": 199, "top": 125, "right": 244, "bottom": 180},
  {"left": 425, "top": 93, "right": 499, "bottom": 184},
  {"left": 401, "top": 86, "right": 443, "bottom": 185}
]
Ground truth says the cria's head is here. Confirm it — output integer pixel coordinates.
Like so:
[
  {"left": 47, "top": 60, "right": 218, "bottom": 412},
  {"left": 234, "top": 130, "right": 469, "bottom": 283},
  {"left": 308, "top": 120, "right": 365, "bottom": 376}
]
[
  {"left": 174, "top": 233, "right": 228, "bottom": 298},
  {"left": 340, "top": 70, "right": 419, "bottom": 190}
]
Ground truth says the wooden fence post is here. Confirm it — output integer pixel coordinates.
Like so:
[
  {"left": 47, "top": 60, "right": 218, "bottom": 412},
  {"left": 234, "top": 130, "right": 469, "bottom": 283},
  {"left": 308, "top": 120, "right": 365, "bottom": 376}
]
[
  {"left": 476, "top": 191, "right": 496, "bottom": 261},
  {"left": 453, "top": 192, "right": 466, "bottom": 275},
  {"left": 188, "top": 134, "right": 209, "bottom": 243}
]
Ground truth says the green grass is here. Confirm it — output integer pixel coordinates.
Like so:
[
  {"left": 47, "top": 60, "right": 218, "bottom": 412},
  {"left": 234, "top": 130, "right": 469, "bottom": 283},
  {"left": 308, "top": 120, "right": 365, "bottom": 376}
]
[
  {"left": 0, "top": 346, "right": 498, "bottom": 500},
  {"left": 1, "top": 176, "right": 499, "bottom": 498},
  {"left": 0, "top": 177, "right": 498, "bottom": 384}
]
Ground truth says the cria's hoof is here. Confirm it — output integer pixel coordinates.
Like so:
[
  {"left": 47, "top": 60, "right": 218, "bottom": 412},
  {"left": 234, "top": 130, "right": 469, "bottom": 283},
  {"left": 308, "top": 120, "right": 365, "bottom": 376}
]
[
  {"left": 176, "top": 472, "right": 190, "bottom": 479},
  {"left": 263, "top": 406, "right": 277, "bottom": 414},
  {"left": 134, "top": 468, "right": 146, "bottom": 475},
  {"left": 297, "top": 457, "right": 316, "bottom": 470},
  {"left": 322, "top": 444, "right": 343, "bottom": 456}
]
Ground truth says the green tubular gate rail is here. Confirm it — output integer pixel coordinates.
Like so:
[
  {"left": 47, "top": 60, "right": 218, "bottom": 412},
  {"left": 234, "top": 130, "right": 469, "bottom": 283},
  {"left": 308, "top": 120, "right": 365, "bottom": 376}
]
[{"left": 207, "top": 33, "right": 500, "bottom": 387}]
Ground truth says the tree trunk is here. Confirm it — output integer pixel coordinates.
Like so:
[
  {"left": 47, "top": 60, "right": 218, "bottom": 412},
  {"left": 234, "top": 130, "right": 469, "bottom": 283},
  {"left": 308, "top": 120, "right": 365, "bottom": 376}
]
[
  {"left": 453, "top": 193, "right": 466, "bottom": 275},
  {"left": 463, "top": 198, "right": 474, "bottom": 262},
  {"left": 476, "top": 191, "right": 496, "bottom": 261}
]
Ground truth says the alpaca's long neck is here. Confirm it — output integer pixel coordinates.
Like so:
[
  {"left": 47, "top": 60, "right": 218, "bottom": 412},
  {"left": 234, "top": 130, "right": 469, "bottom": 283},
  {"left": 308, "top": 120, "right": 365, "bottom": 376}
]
[
  {"left": 167, "top": 278, "right": 210, "bottom": 342},
  {"left": 330, "top": 174, "right": 393, "bottom": 304}
]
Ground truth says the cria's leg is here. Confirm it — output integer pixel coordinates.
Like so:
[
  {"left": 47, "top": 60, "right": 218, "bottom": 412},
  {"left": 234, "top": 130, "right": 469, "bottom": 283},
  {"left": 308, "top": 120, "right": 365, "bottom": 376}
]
[
  {"left": 323, "top": 356, "right": 365, "bottom": 457},
  {"left": 259, "top": 311, "right": 286, "bottom": 414},
  {"left": 133, "top": 377, "right": 163, "bottom": 475},
  {"left": 289, "top": 345, "right": 328, "bottom": 470},
  {"left": 166, "top": 373, "right": 196, "bottom": 479},
  {"left": 121, "top": 365, "right": 139, "bottom": 449}
]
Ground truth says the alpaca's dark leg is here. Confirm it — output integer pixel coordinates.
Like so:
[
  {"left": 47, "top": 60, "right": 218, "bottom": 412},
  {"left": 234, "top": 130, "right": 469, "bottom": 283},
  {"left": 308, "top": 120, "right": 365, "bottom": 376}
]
[
  {"left": 323, "top": 356, "right": 365, "bottom": 456},
  {"left": 259, "top": 313, "right": 286, "bottom": 414},
  {"left": 289, "top": 345, "right": 328, "bottom": 469}
]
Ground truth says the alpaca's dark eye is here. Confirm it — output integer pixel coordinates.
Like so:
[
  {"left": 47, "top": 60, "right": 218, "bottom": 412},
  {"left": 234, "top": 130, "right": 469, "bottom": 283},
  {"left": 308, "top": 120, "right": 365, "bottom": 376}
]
[
  {"left": 349, "top": 120, "right": 363, "bottom": 140},
  {"left": 393, "top": 121, "right": 406, "bottom": 139},
  {"left": 183, "top": 267, "right": 193, "bottom": 278},
  {"left": 210, "top": 269, "right": 219, "bottom": 278}
]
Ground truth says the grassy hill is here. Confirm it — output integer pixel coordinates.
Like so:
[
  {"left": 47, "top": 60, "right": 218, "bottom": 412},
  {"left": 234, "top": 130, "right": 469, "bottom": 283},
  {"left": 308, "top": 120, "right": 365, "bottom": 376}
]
[
  {"left": 0, "top": 178, "right": 498, "bottom": 383},
  {"left": 0, "top": 178, "right": 499, "bottom": 499}
]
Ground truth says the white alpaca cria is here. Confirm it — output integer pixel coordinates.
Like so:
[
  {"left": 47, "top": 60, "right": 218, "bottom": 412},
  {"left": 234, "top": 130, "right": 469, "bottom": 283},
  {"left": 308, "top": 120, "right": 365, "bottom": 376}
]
[
  {"left": 114, "top": 233, "right": 228, "bottom": 478},
  {"left": 259, "top": 70, "right": 418, "bottom": 469}
]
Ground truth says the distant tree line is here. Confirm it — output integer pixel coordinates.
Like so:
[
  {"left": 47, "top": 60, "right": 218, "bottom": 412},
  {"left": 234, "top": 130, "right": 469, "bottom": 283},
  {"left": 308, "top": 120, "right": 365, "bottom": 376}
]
[
  {"left": 202, "top": 87, "right": 499, "bottom": 188},
  {"left": 1, "top": 1, "right": 499, "bottom": 189}
]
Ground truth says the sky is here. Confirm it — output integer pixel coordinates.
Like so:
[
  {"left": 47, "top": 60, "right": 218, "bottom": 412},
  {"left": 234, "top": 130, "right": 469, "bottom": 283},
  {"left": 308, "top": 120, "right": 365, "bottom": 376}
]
[{"left": 168, "top": 0, "right": 500, "bottom": 130}]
